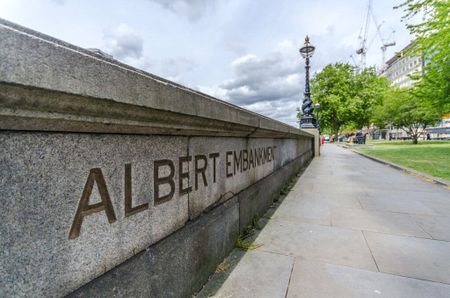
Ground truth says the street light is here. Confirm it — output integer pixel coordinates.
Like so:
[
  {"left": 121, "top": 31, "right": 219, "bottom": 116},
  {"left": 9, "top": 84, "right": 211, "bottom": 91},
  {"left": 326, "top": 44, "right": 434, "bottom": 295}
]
[
  {"left": 314, "top": 102, "right": 321, "bottom": 133},
  {"left": 299, "top": 36, "right": 317, "bottom": 129}
]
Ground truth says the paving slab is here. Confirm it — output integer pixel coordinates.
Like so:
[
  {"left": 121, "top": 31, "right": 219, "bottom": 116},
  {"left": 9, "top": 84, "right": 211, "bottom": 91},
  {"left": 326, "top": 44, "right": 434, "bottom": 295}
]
[
  {"left": 412, "top": 214, "right": 450, "bottom": 241},
  {"left": 287, "top": 259, "right": 450, "bottom": 298},
  {"left": 421, "top": 199, "right": 450, "bottom": 217},
  {"left": 252, "top": 220, "right": 377, "bottom": 271},
  {"left": 331, "top": 208, "right": 430, "bottom": 238},
  {"left": 270, "top": 197, "right": 331, "bottom": 226},
  {"left": 197, "top": 250, "right": 293, "bottom": 298},
  {"left": 359, "top": 195, "right": 438, "bottom": 215},
  {"left": 364, "top": 231, "right": 450, "bottom": 284},
  {"left": 364, "top": 188, "right": 450, "bottom": 202},
  {"left": 198, "top": 145, "right": 450, "bottom": 297}
]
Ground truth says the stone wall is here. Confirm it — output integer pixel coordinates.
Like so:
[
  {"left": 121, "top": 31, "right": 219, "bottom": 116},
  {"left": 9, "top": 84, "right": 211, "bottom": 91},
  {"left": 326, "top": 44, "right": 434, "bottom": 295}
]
[{"left": 0, "top": 18, "right": 314, "bottom": 297}]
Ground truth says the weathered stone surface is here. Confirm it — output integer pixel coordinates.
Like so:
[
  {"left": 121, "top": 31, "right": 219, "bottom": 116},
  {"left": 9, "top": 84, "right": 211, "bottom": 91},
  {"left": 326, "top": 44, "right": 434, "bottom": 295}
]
[
  {"left": 0, "top": 18, "right": 313, "bottom": 139},
  {"left": 331, "top": 208, "right": 430, "bottom": 238},
  {"left": 67, "top": 150, "right": 312, "bottom": 297},
  {"left": 364, "top": 231, "right": 450, "bottom": 284},
  {"left": 0, "top": 132, "right": 189, "bottom": 297},
  {"left": 288, "top": 259, "right": 450, "bottom": 298},
  {"left": 239, "top": 153, "right": 311, "bottom": 232},
  {"left": 0, "top": 18, "right": 315, "bottom": 297},
  {"left": 188, "top": 137, "right": 311, "bottom": 219},
  {"left": 69, "top": 198, "right": 239, "bottom": 298},
  {"left": 0, "top": 131, "right": 313, "bottom": 297},
  {"left": 271, "top": 196, "right": 331, "bottom": 226},
  {"left": 197, "top": 250, "right": 294, "bottom": 298},
  {"left": 187, "top": 137, "right": 249, "bottom": 219},
  {"left": 302, "top": 128, "right": 319, "bottom": 156},
  {"left": 359, "top": 195, "right": 438, "bottom": 215},
  {"left": 412, "top": 214, "right": 450, "bottom": 242},
  {"left": 252, "top": 221, "right": 377, "bottom": 271}
]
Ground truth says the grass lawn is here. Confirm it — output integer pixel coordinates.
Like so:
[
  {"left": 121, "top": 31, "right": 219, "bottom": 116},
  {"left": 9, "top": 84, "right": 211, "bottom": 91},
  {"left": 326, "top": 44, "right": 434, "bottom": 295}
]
[{"left": 356, "top": 140, "right": 450, "bottom": 182}]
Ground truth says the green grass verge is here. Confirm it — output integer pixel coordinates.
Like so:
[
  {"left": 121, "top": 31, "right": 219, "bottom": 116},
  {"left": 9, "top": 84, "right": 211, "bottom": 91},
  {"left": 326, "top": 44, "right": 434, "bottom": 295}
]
[{"left": 356, "top": 140, "right": 450, "bottom": 182}]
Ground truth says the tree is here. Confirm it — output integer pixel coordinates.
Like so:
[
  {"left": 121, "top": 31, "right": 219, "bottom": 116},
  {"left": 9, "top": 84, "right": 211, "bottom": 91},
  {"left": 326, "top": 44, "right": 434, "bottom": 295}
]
[
  {"left": 309, "top": 63, "right": 356, "bottom": 140},
  {"left": 396, "top": 0, "right": 450, "bottom": 112},
  {"left": 308, "top": 63, "right": 389, "bottom": 140},
  {"left": 352, "top": 68, "right": 390, "bottom": 129},
  {"left": 377, "top": 87, "right": 438, "bottom": 144}
]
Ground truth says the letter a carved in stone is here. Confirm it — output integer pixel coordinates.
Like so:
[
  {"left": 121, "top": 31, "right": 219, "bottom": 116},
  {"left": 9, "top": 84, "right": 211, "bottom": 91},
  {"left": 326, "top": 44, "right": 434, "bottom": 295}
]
[{"left": 68, "top": 168, "right": 117, "bottom": 239}]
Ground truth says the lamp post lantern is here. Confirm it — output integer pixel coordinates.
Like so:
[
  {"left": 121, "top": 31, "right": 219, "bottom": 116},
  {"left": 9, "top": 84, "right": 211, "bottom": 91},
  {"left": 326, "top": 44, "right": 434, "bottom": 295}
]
[{"left": 299, "top": 36, "right": 317, "bottom": 129}]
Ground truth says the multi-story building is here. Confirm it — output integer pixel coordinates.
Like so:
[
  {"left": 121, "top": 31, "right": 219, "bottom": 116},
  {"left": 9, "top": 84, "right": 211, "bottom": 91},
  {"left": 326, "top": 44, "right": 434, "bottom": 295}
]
[
  {"left": 379, "top": 43, "right": 423, "bottom": 139},
  {"left": 427, "top": 114, "right": 450, "bottom": 140},
  {"left": 377, "top": 43, "right": 450, "bottom": 140},
  {"left": 380, "top": 43, "right": 423, "bottom": 88}
]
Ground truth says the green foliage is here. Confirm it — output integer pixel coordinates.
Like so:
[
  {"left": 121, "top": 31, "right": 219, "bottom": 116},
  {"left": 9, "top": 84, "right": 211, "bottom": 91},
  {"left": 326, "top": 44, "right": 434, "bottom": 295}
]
[
  {"left": 352, "top": 68, "right": 390, "bottom": 128},
  {"left": 235, "top": 237, "right": 261, "bottom": 250},
  {"left": 374, "top": 87, "right": 439, "bottom": 143},
  {"left": 396, "top": 0, "right": 450, "bottom": 112},
  {"left": 310, "top": 63, "right": 356, "bottom": 138},
  {"left": 309, "top": 63, "right": 389, "bottom": 138}
]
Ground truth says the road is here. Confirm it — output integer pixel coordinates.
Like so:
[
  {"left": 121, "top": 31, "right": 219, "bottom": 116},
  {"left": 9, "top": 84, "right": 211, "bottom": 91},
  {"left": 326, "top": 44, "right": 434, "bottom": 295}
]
[{"left": 197, "top": 144, "right": 450, "bottom": 298}]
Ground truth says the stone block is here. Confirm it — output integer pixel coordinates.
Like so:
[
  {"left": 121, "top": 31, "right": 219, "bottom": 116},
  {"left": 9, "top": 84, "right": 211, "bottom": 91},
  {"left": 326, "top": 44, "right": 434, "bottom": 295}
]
[
  {"left": 197, "top": 249, "right": 294, "bottom": 298},
  {"left": 0, "top": 132, "right": 189, "bottom": 297},
  {"left": 238, "top": 154, "right": 308, "bottom": 232},
  {"left": 69, "top": 197, "right": 239, "bottom": 298},
  {"left": 288, "top": 259, "right": 450, "bottom": 298},
  {"left": 364, "top": 231, "right": 450, "bottom": 284},
  {"left": 188, "top": 137, "right": 282, "bottom": 219},
  {"left": 0, "top": 18, "right": 316, "bottom": 297},
  {"left": 331, "top": 208, "right": 429, "bottom": 238},
  {"left": 252, "top": 221, "right": 377, "bottom": 271},
  {"left": 412, "top": 214, "right": 450, "bottom": 241}
]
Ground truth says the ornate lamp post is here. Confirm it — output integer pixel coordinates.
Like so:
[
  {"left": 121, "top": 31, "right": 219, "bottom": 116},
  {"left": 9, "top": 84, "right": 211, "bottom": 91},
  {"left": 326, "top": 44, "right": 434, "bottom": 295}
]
[
  {"left": 314, "top": 102, "right": 321, "bottom": 133},
  {"left": 299, "top": 36, "right": 317, "bottom": 129}
]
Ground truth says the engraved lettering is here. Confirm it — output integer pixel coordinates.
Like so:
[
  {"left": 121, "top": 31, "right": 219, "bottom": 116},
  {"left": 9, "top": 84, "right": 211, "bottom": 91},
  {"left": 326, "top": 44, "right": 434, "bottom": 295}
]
[
  {"left": 179, "top": 156, "right": 192, "bottom": 195},
  {"left": 195, "top": 155, "right": 208, "bottom": 190},
  {"left": 125, "top": 163, "right": 149, "bottom": 217},
  {"left": 233, "top": 150, "right": 242, "bottom": 174},
  {"left": 69, "top": 168, "right": 117, "bottom": 239},
  {"left": 243, "top": 149, "right": 248, "bottom": 171},
  {"left": 249, "top": 149, "right": 254, "bottom": 169},
  {"left": 226, "top": 151, "right": 233, "bottom": 177},
  {"left": 209, "top": 152, "right": 220, "bottom": 183},
  {"left": 154, "top": 159, "right": 175, "bottom": 205},
  {"left": 256, "top": 148, "right": 262, "bottom": 166}
]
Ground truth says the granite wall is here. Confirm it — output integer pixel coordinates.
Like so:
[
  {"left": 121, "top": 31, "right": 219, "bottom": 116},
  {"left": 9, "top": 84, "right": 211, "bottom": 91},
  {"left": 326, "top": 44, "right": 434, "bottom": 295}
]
[{"left": 0, "top": 18, "right": 315, "bottom": 297}]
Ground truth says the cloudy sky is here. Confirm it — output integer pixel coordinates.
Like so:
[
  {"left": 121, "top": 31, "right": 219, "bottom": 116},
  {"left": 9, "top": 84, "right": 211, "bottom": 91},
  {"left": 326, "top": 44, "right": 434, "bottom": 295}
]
[{"left": 0, "top": 0, "right": 412, "bottom": 127}]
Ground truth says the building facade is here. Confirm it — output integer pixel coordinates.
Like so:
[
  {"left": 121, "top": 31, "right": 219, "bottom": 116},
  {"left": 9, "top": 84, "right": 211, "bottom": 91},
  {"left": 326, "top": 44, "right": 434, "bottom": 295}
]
[
  {"left": 380, "top": 43, "right": 423, "bottom": 88},
  {"left": 378, "top": 43, "right": 449, "bottom": 140}
]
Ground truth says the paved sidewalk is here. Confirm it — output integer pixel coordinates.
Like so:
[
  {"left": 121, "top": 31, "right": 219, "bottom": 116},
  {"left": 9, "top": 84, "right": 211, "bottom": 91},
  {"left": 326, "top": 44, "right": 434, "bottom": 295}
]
[{"left": 197, "top": 144, "right": 450, "bottom": 298}]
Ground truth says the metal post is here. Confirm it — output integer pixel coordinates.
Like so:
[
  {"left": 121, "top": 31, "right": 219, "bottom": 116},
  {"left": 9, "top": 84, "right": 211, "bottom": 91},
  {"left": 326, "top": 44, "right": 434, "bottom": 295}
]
[{"left": 299, "top": 36, "right": 317, "bottom": 129}]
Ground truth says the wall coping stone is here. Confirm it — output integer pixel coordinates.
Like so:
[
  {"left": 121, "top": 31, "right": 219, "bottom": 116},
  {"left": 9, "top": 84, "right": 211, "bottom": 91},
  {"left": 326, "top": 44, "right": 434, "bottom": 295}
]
[{"left": 0, "top": 18, "right": 312, "bottom": 139}]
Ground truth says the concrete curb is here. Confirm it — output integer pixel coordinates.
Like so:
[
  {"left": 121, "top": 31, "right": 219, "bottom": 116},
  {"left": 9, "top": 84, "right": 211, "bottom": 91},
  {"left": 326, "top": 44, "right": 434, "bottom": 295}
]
[{"left": 347, "top": 147, "right": 450, "bottom": 188}]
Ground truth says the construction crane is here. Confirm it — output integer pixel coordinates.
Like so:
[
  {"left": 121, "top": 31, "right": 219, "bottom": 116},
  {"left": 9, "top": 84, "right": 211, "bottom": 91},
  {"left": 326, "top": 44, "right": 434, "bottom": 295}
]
[
  {"left": 356, "top": 0, "right": 396, "bottom": 70},
  {"left": 349, "top": 54, "right": 360, "bottom": 72},
  {"left": 355, "top": 0, "right": 371, "bottom": 69},
  {"left": 380, "top": 36, "right": 396, "bottom": 66}
]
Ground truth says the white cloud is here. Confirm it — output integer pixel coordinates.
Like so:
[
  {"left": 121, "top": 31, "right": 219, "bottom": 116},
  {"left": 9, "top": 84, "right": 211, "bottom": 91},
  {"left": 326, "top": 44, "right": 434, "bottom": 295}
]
[
  {"left": 0, "top": 0, "right": 412, "bottom": 127},
  {"left": 197, "top": 44, "right": 304, "bottom": 127},
  {"left": 103, "top": 23, "right": 143, "bottom": 60},
  {"left": 198, "top": 32, "right": 356, "bottom": 127},
  {"left": 148, "top": 0, "right": 221, "bottom": 21}
]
